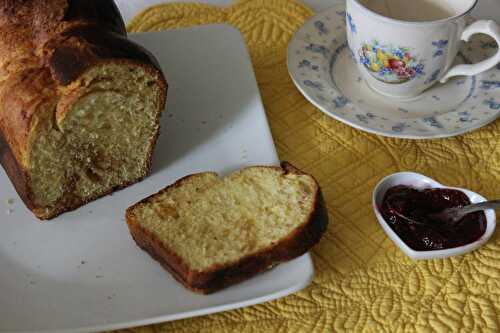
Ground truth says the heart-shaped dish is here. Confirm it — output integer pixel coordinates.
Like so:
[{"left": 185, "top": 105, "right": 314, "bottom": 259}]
[{"left": 373, "top": 172, "right": 497, "bottom": 260}]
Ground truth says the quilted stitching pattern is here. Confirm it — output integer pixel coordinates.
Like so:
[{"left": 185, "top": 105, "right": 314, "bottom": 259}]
[{"left": 119, "top": 0, "right": 500, "bottom": 332}]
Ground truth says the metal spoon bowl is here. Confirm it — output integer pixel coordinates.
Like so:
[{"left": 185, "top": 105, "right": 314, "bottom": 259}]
[{"left": 428, "top": 199, "right": 500, "bottom": 224}]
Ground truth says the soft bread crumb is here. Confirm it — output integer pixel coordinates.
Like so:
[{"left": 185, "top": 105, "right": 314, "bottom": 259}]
[
  {"left": 125, "top": 163, "right": 328, "bottom": 294},
  {"left": 128, "top": 166, "right": 319, "bottom": 271},
  {"left": 28, "top": 63, "right": 163, "bottom": 217}
]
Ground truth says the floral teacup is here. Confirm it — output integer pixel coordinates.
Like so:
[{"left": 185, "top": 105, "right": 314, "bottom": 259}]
[{"left": 346, "top": 0, "right": 500, "bottom": 99}]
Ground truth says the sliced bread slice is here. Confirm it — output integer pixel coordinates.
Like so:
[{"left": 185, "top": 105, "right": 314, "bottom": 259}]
[{"left": 126, "top": 162, "right": 328, "bottom": 294}]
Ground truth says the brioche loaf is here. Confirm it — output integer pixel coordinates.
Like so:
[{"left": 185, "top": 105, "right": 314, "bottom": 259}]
[
  {"left": 126, "top": 163, "right": 328, "bottom": 294},
  {"left": 0, "top": 0, "right": 167, "bottom": 219}
]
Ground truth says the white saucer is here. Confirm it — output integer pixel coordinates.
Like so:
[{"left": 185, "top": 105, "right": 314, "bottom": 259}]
[{"left": 287, "top": 3, "right": 500, "bottom": 139}]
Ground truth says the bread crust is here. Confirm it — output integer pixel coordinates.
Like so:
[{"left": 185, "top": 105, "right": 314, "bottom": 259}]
[
  {"left": 0, "top": 131, "right": 33, "bottom": 210},
  {"left": 47, "top": 25, "right": 164, "bottom": 85},
  {"left": 126, "top": 162, "right": 329, "bottom": 294},
  {"left": 64, "top": 0, "right": 126, "bottom": 35},
  {"left": 0, "top": 0, "right": 168, "bottom": 220}
]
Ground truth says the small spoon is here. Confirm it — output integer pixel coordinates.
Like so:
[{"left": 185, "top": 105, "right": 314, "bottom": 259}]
[
  {"left": 429, "top": 200, "right": 500, "bottom": 224},
  {"left": 385, "top": 202, "right": 445, "bottom": 232}
]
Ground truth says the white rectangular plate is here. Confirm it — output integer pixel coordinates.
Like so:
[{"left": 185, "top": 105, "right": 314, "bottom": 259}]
[{"left": 0, "top": 24, "right": 314, "bottom": 333}]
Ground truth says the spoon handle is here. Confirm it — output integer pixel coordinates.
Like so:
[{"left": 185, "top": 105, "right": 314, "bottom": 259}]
[{"left": 456, "top": 199, "right": 500, "bottom": 215}]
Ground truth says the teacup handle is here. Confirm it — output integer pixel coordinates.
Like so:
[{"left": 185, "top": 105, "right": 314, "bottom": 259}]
[{"left": 440, "top": 20, "right": 500, "bottom": 83}]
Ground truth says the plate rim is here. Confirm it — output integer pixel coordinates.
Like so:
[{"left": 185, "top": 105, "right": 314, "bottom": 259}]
[{"left": 19, "top": 257, "right": 313, "bottom": 333}]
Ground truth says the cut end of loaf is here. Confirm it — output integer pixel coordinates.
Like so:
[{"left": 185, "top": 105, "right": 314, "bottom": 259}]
[
  {"left": 27, "top": 62, "right": 166, "bottom": 219},
  {"left": 0, "top": 0, "right": 168, "bottom": 220},
  {"left": 126, "top": 163, "right": 329, "bottom": 294}
]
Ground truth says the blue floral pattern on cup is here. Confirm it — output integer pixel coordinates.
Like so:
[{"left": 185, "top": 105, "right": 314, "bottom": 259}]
[
  {"left": 480, "top": 80, "right": 500, "bottom": 90},
  {"left": 432, "top": 40, "right": 448, "bottom": 58},
  {"left": 288, "top": 3, "right": 500, "bottom": 138},
  {"left": 425, "top": 69, "right": 441, "bottom": 84},
  {"left": 347, "top": 13, "right": 356, "bottom": 33}
]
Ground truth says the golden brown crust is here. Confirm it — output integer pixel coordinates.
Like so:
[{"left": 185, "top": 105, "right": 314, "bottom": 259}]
[
  {"left": 0, "top": 0, "right": 168, "bottom": 220},
  {"left": 125, "top": 162, "right": 329, "bottom": 294},
  {"left": 0, "top": 67, "right": 57, "bottom": 165},
  {"left": 64, "top": 0, "right": 126, "bottom": 35},
  {"left": 46, "top": 25, "right": 163, "bottom": 86},
  {"left": 36, "top": 172, "right": 149, "bottom": 220},
  {"left": 0, "top": 132, "right": 34, "bottom": 210}
]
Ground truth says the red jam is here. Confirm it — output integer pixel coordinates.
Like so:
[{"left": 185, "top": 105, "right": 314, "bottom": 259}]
[{"left": 381, "top": 185, "right": 487, "bottom": 251}]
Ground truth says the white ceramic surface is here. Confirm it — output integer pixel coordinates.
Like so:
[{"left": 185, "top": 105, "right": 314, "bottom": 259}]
[
  {"left": 346, "top": 0, "right": 500, "bottom": 98},
  {"left": 287, "top": 3, "right": 500, "bottom": 139},
  {"left": 0, "top": 24, "right": 314, "bottom": 333},
  {"left": 372, "top": 172, "right": 497, "bottom": 260}
]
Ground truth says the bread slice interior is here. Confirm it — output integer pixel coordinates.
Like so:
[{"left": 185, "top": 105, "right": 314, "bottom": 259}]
[
  {"left": 126, "top": 164, "right": 326, "bottom": 292},
  {"left": 28, "top": 62, "right": 164, "bottom": 218}
]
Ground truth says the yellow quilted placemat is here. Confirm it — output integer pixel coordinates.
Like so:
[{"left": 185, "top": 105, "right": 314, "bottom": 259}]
[{"left": 120, "top": 0, "right": 500, "bottom": 332}]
